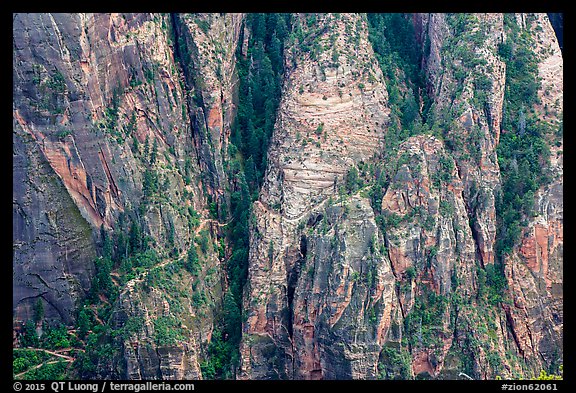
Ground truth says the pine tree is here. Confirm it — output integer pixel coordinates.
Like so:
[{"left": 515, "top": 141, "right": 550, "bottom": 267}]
[
  {"left": 274, "top": 14, "right": 289, "bottom": 42},
  {"left": 143, "top": 168, "right": 158, "bottom": 199},
  {"left": 127, "top": 111, "right": 137, "bottom": 135},
  {"left": 248, "top": 127, "right": 264, "bottom": 169},
  {"left": 129, "top": 220, "right": 142, "bottom": 253},
  {"left": 143, "top": 135, "right": 150, "bottom": 158},
  {"left": 150, "top": 137, "right": 158, "bottom": 165},
  {"left": 242, "top": 118, "right": 256, "bottom": 157},
  {"left": 132, "top": 135, "right": 139, "bottom": 154},
  {"left": 223, "top": 291, "right": 241, "bottom": 343},
  {"left": 33, "top": 298, "right": 44, "bottom": 324},
  {"left": 268, "top": 32, "right": 282, "bottom": 73},
  {"left": 251, "top": 14, "right": 267, "bottom": 42},
  {"left": 263, "top": 98, "right": 276, "bottom": 138},
  {"left": 77, "top": 308, "right": 91, "bottom": 338},
  {"left": 345, "top": 166, "right": 360, "bottom": 194},
  {"left": 244, "top": 156, "right": 257, "bottom": 192},
  {"left": 401, "top": 89, "right": 419, "bottom": 130},
  {"left": 21, "top": 320, "right": 39, "bottom": 347},
  {"left": 185, "top": 245, "right": 200, "bottom": 276}
]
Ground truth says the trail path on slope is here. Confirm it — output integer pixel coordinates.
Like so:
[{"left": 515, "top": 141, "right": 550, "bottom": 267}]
[
  {"left": 280, "top": 184, "right": 374, "bottom": 224},
  {"left": 14, "top": 347, "right": 82, "bottom": 378},
  {"left": 14, "top": 360, "right": 71, "bottom": 378},
  {"left": 13, "top": 214, "right": 232, "bottom": 378},
  {"left": 120, "top": 216, "right": 231, "bottom": 297}
]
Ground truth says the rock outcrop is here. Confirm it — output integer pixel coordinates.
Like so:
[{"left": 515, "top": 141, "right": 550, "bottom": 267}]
[
  {"left": 503, "top": 12, "right": 563, "bottom": 373},
  {"left": 173, "top": 13, "right": 244, "bottom": 214},
  {"left": 238, "top": 13, "right": 394, "bottom": 379},
  {"left": 420, "top": 13, "right": 506, "bottom": 268},
  {"left": 240, "top": 12, "right": 562, "bottom": 380}
]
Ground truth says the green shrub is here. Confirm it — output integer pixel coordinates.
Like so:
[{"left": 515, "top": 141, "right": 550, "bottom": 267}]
[
  {"left": 153, "top": 316, "right": 185, "bottom": 346},
  {"left": 41, "top": 324, "right": 71, "bottom": 350},
  {"left": 185, "top": 245, "right": 201, "bottom": 276}
]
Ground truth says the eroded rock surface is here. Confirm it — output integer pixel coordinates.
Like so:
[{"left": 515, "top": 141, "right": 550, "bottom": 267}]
[{"left": 239, "top": 13, "right": 394, "bottom": 379}]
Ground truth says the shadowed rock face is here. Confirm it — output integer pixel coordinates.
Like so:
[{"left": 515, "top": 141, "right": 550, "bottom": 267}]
[
  {"left": 547, "top": 13, "right": 563, "bottom": 52},
  {"left": 13, "top": 122, "right": 97, "bottom": 325},
  {"left": 172, "top": 13, "right": 244, "bottom": 215}
]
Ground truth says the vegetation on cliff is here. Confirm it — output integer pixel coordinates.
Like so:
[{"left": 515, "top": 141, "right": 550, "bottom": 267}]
[
  {"left": 200, "top": 13, "right": 291, "bottom": 379},
  {"left": 496, "top": 13, "right": 552, "bottom": 259}
]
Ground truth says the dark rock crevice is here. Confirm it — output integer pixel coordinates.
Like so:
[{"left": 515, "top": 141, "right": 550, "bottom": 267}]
[
  {"left": 170, "top": 14, "right": 229, "bottom": 219},
  {"left": 461, "top": 180, "right": 485, "bottom": 267},
  {"left": 169, "top": 13, "right": 200, "bottom": 159},
  {"left": 285, "top": 236, "right": 307, "bottom": 340},
  {"left": 547, "top": 13, "right": 563, "bottom": 53},
  {"left": 504, "top": 306, "right": 525, "bottom": 357}
]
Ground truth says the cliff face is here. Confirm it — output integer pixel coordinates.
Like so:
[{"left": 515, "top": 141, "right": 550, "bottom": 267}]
[
  {"left": 173, "top": 13, "right": 244, "bottom": 213},
  {"left": 109, "top": 13, "right": 245, "bottom": 380},
  {"left": 13, "top": 12, "right": 243, "bottom": 379},
  {"left": 378, "top": 135, "right": 479, "bottom": 378},
  {"left": 239, "top": 12, "right": 562, "bottom": 380},
  {"left": 421, "top": 13, "right": 506, "bottom": 268},
  {"left": 237, "top": 13, "right": 396, "bottom": 379},
  {"left": 503, "top": 12, "right": 563, "bottom": 372},
  {"left": 391, "top": 13, "right": 562, "bottom": 379},
  {"left": 13, "top": 12, "right": 562, "bottom": 381}
]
